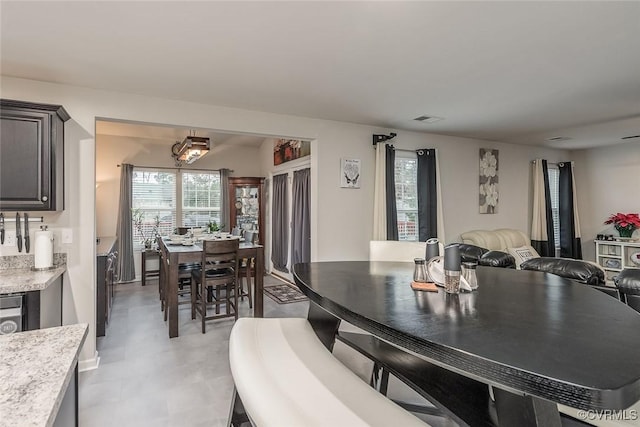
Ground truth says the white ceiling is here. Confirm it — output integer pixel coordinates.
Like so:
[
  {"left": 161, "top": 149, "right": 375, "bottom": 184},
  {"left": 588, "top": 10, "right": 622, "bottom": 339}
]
[
  {"left": 2, "top": 1, "right": 640, "bottom": 149},
  {"left": 95, "top": 120, "right": 268, "bottom": 148}
]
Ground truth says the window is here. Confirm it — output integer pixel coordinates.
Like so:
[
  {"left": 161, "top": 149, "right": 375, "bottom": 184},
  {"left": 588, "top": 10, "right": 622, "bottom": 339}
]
[
  {"left": 182, "top": 172, "right": 221, "bottom": 227},
  {"left": 131, "top": 169, "right": 221, "bottom": 247},
  {"left": 395, "top": 155, "right": 418, "bottom": 241},
  {"left": 132, "top": 170, "right": 176, "bottom": 246},
  {"left": 547, "top": 166, "right": 560, "bottom": 249}
]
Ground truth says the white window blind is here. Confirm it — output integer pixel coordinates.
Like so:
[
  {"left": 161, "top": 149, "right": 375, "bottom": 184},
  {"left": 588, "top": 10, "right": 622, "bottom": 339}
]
[
  {"left": 181, "top": 171, "right": 221, "bottom": 227},
  {"left": 547, "top": 167, "right": 560, "bottom": 249},
  {"left": 394, "top": 156, "right": 418, "bottom": 241},
  {"left": 132, "top": 170, "right": 176, "bottom": 246}
]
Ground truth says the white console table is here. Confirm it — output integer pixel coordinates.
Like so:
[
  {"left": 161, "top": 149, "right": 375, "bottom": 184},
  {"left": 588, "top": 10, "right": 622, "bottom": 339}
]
[{"left": 595, "top": 239, "right": 640, "bottom": 285}]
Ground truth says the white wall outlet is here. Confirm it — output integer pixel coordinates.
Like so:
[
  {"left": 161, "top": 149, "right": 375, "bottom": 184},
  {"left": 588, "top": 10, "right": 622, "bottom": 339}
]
[
  {"left": 3, "top": 231, "right": 16, "bottom": 247},
  {"left": 61, "top": 228, "right": 73, "bottom": 244}
]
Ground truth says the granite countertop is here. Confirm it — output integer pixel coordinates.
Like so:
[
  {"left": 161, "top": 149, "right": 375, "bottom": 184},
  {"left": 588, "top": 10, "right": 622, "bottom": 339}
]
[
  {"left": 0, "top": 266, "right": 66, "bottom": 294},
  {"left": 96, "top": 236, "right": 117, "bottom": 257},
  {"left": 0, "top": 323, "right": 88, "bottom": 427}
]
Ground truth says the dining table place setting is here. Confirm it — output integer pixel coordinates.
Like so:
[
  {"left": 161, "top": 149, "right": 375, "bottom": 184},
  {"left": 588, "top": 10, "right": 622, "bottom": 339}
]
[
  {"left": 162, "top": 231, "right": 243, "bottom": 246},
  {"left": 198, "top": 232, "right": 243, "bottom": 241},
  {"left": 163, "top": 235, "right": 195, "bottom": 246}
]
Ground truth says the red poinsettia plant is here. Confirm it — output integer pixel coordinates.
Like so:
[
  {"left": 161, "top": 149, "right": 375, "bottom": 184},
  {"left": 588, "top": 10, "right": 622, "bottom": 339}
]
[{"left": 605, "top": 213, "right": 640, "bottom": 237}]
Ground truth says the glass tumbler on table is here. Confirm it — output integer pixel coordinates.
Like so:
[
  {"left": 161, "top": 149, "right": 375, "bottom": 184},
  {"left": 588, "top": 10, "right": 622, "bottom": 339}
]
[{"left": 462, "top": 262, "right": 478, "bottom": 291}]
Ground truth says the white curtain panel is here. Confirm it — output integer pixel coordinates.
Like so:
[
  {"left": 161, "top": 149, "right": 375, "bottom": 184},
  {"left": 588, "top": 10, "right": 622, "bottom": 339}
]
[
  {"left": 570, "top": 162, "right": 582, "bottom": 239},
  {"left": 372, "top": 142, "right": 387, "bottom": 240}
]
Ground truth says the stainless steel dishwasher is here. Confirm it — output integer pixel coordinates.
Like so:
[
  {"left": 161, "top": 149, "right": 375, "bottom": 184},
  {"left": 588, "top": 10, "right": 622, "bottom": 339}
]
[{"left": 0, "top": 294, "right": 24, "bottom": 334}]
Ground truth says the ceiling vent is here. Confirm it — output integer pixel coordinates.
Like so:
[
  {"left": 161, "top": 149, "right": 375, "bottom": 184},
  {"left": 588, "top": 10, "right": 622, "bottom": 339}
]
[
  {"left": 621, "top": 135, "right": 640, "bottom": 140},
  {"left": 546, "top": 136, "right": 572, "bottom": 142},
  {"left": 413, "top": 115, "right": 443, "bottom": 123}
]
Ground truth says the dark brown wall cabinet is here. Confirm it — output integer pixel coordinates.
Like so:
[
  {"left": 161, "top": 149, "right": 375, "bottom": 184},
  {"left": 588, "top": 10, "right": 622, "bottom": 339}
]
[
  {"left": 96, "top": 240, "right": 117, "bottom": 337},
  {"left": 0, "top": 99, "right": 70, "bottom": 211}
]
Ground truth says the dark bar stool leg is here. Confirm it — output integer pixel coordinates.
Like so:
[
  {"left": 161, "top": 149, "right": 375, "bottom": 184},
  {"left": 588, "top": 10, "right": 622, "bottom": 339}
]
[
  {"left": 142, "top": 251, "right": 147, "bottom": 286},
  {"left": 494, "top": 387, "right": 561, "bottom": 427},
  {"left": 246, "top": 267, "right": 253, "bottom": 309},
  {"left": 307, "top": 302, "right": 341, "bottom": 351},
  {"left": 227, "top": 387, "right": 250, "bottom": 427},
  {"left": 379, "top": 369, "right": 390, "bottom": 395}
]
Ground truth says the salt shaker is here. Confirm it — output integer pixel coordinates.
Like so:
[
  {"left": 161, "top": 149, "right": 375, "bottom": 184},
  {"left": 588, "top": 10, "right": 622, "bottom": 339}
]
[
  {"left": 413, "top": 258, "right": 428, "bottom": 283},
  {"left": 462, "top": 262, "right": 478, "bottom": 291}
]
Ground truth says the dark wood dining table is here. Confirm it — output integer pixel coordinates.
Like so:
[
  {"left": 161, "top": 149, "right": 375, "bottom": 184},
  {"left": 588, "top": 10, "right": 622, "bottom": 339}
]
[
  {"left": 293, "top": 261, "right": 640, "bottom": 426},
  {"left": 159, "top": 237, "right": 264, "bottom": 338}
]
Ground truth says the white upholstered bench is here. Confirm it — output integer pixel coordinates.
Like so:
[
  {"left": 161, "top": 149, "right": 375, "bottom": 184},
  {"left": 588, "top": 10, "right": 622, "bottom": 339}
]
[{"left": 228, "top": 317, "right": 429, "bottom": 427}]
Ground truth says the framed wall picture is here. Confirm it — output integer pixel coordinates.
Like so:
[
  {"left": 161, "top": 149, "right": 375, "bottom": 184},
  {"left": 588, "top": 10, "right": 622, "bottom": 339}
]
[
  {"left": 479, "top": 148, "right": 499, "bottom": 214},
  {"left": 340, "top": 158, "right": 361, "bottom": 188}
]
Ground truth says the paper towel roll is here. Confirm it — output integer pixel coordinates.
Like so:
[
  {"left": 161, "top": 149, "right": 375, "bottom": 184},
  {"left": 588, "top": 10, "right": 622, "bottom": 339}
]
[{"left": 34, "top": 230, "right": 54, "bottom": 269}]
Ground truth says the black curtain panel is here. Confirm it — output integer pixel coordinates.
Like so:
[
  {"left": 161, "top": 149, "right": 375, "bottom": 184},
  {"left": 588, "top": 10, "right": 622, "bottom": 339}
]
[
  {"left": 291, "top": 168, "right": 311, "bottom": 265},
  {"left": 271, "top": 173, "right": 289, "bottom": 272},
  {"left": 559, "top": 162, "right": 582, "bottom": 259},
  {"left": 416, "top": 149, "right": 438, "bottom": 242},
  {"left": 531, "top": 160, "right": 556, "bottom": 257},
  {"left": 385, "top": 145, "right": 399, "bottom": 240}
]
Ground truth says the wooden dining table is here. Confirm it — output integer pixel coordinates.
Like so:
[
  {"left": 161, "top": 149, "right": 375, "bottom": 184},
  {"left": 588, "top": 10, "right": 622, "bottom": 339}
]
[
  {"left": 158, "top": 237, "right": 264, "bottom": 338},
  {"left": 293, "top": 261, "right": 640, "bottom": 426}
]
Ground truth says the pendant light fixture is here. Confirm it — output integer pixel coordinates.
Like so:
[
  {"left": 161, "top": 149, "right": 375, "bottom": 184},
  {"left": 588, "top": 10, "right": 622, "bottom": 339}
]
[{"left": 172, "top": 130, "right": 210, "bottom": 165}]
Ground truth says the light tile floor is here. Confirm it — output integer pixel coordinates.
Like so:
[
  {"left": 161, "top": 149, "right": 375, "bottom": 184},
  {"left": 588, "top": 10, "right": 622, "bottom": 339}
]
[{"left": 79, "top": 275, "right": 451, "bottom": 427}]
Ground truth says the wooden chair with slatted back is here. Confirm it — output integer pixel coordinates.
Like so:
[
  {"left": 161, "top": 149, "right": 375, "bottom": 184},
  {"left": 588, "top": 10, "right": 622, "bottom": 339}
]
[
  {"left": 190, "top": 239, "right": 240, "bottom": 333},
  {"left": 238, "top": 231, "right": 256, "bottom": 308}
]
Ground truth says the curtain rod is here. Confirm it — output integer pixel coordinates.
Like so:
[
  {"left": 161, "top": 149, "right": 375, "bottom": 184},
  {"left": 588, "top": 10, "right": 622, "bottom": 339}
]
[
  {"left": 117, "top": 164, "right": 233, "bottom": 173},
  {"left": 394, "top": 148, "right": 417, "bottom": 154},
  {"left": 530, "top": 160, "right": 561, "bottom": 166},
  {"left": 389, "top": 146, "right": 436, "bottom": 154}
]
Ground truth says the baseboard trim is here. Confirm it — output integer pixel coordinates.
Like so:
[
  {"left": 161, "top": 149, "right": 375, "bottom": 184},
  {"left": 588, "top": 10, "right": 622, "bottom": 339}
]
[{"left": 78, "top": 351, "right": 100, "bottom": 372}]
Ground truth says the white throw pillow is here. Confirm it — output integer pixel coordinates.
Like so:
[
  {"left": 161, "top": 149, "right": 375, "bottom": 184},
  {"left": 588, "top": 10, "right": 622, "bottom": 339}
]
[{"left": 506, "top": 245, "right": 540, "bottom": 269}]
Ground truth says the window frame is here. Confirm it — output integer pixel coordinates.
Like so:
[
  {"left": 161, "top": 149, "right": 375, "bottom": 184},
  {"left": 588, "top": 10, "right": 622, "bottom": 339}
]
[
  {"left": 546, "top": 165, "right": 561, "bottom": 252},
  {"left": 131, "top": 167, "right": 222, "bottom": 248},
  {"left": 181, "top": 170, "right": 222, "bottom": 227},
  {"left": 394, "top": 152, "right": 419, "bottom": 242},
  {"left": 131, "top": 168, "right": 177, "bottom": 249}
]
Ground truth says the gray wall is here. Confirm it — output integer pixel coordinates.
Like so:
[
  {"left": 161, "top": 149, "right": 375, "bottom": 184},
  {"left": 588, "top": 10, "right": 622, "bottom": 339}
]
[
  {"left": 573, "top": 141, "right": 640, "bottom": 261},
  {"left": 0, "top": 75, "right": 572, "bottom": 365}
]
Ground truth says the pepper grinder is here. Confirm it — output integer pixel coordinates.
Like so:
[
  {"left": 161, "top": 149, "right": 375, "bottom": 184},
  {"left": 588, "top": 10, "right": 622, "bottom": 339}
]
[
  {"left": 444, "top": 244, "right": 461, "bottom": 294},
  {"left": 425, "top": 238, "right": 440, "bottom": 262}
]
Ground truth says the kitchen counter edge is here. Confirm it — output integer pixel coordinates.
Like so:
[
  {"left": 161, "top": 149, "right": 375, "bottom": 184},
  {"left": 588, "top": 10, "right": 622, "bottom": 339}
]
[
  {"left": 0, "top": 265, "right": 66, "bottom": 294},
  {"left": 0, "top": 323, "right": 89, "bottom": 427}
]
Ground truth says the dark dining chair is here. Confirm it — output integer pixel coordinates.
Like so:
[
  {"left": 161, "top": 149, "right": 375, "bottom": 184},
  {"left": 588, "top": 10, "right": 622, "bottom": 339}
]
[
  {"left": 191, "top": 239, "right": 240, "bottom": 333},
  {"left": 615, "top": 269, "right": 640, "bottom": 313},
  {"left": 237, "top": 231, "right": 256, "bottom": 308}
]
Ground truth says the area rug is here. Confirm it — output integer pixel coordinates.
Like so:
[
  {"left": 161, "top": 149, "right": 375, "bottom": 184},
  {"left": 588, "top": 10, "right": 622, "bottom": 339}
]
[{"left": 263, "top": 283, "right": 308, "bottom": 304}]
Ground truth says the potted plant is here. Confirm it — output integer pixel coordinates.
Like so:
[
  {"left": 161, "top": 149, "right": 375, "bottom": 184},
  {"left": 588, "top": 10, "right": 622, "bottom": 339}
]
[
  {"left": 132, "top": 209, "right": 160, "bottom": 249},
  {"left": 207, "top": 220, "right": 222, "bottom": 234},
  {"left": 604, "top": 213, "right": 640, "bottom": 238}
]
